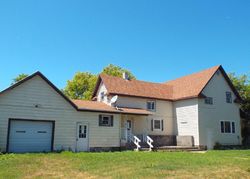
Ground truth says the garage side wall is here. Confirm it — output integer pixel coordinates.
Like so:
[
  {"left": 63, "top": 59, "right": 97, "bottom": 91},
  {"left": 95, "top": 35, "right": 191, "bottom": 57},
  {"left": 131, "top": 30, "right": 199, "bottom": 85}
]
[{"left": 0, "top": 76, "right": 120, "bottom": 152}]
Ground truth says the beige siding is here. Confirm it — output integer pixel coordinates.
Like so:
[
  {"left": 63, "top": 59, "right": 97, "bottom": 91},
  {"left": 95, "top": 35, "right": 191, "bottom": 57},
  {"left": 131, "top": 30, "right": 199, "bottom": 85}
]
[
  {"left": 116, "top": 96, "right": 176, "bottom": 135},
  {"left": 0, "top": 76, "right": 120, "bottom": 152},
  {"left": 96, "top": 82, "right": 109, "bottom": 104},
  {"left": 198, "top": 70, "right": 241, "bottom": 149},
  {"left": 174, "top": 99, "right": 199, "bottom": 145}
]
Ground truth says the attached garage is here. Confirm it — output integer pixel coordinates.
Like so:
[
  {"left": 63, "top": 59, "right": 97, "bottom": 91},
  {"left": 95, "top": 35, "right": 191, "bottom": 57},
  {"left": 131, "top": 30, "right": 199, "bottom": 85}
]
[
  {"left": 0, "top": 72, "right": 121, "bottom": 153},
  {"left": 7, "top": 119, "right": 54, "bottom": 153}
]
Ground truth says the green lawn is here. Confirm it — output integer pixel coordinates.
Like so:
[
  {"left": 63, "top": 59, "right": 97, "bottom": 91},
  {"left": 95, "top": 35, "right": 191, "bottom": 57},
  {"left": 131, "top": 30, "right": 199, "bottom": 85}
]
[{"left": 0, "top": 150, "right": 250, "bottom": 179}]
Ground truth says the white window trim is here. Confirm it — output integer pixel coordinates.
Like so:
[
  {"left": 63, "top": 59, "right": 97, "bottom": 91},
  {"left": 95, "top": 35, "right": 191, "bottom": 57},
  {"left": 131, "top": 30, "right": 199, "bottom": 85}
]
[
  {"left": 153, "top": 119, "right": 162, "bottom": 130},
  {"left": 220, "top": 120, "right": 236, "bottom": 134},
  {"left": 99, "top": 115, "right": 113, "bottom": 127},
  {"left": 147, "top": 101, "right": 156, "bottom": 111}
]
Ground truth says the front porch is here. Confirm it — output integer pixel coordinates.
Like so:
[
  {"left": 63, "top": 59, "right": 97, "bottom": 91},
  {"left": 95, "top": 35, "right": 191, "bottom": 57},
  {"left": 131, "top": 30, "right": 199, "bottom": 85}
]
[
  {"left": 119, "top": 114, "right": 198, "bottom": 151},
  {"left": 120, "top": 114, "right": 148, "bottom": 145}
]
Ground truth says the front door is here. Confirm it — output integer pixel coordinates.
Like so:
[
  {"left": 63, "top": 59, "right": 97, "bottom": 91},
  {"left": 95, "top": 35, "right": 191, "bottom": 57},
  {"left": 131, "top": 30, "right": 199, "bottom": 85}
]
[
  {"left": 76, "top": 123, "right": 88, "bottom": 152},
  {"left": 126, "top": 120, "right": 132, "bottom": 142}
]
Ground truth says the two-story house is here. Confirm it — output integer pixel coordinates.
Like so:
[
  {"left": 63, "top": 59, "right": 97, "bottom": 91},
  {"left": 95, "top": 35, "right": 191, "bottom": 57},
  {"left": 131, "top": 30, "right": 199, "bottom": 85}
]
[{"left": 0, "top": 65, "right": 242, "bottom": 153}]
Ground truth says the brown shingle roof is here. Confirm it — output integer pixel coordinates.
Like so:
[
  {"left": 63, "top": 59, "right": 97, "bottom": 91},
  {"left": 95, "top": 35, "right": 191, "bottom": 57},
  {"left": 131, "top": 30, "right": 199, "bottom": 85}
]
[
  {"left": 98, "top": 74, "right": 173, "bottom": 100},
  {"left": 73, "top": 100, "right": 152, "bottom": 115},
  {"left": 165, "top": 65, "right": 220, "bottom": 100},
  {"left": 94, "top": 65, "right": 233, "bottom": 101}
]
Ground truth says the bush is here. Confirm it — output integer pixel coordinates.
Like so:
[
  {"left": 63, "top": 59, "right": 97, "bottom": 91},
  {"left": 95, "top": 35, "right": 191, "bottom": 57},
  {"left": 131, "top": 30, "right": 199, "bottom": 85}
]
[{"left": 214, "top": 142, "right": 222, "bottom": 149}]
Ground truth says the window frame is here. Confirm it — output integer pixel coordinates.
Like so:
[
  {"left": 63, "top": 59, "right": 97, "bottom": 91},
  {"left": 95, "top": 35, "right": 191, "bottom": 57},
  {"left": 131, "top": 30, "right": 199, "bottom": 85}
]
[
  {"left": 154, "top": 120, "right": 161, "bottom": 130},
  {"left": 99, "top": 115, "right": 113, "bottom": 127},
  {"left": 147, "top": 101, "right": 156, "bottom": 111},
  {"left": 226, "top": 91, "right": 232, "bottom": 103},
  {"left": 204, "top": 97, "right": 213, "bottom": 105},
  {"left": 220, "top": 121, "right": 236, "bottom": 134}
]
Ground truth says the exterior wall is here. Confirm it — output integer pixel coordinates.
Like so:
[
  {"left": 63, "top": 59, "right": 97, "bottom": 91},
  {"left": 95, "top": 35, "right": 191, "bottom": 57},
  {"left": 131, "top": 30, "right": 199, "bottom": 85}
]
[
  {"left": 116, "top": 96, "right": 176, "bottom": 136},
  {"left": 198, "top": 70, "right": 242, "bottom": 149},
  {"left": 96, "top": 82, "right": 109, "bottom": 104},
  {"left": 174, "top": 99, "right": 199, "bottom": 146},
  {"left": 0, "top": 76, "right": 120, "bottom": 152}
]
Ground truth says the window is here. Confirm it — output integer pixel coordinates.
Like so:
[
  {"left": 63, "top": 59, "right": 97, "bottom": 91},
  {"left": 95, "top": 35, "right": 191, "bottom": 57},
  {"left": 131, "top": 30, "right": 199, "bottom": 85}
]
[
  {"left": 151, "top": 119, "right": 164, "bottom": 131},
  {"left": 220, "top": 121, "right": 236, "bottom": 134},
  {"left": 147, "top": 101, "right": 156, "bottom": 111},
  {"left": 226, "top": 92, "right": 232, "bottom": 103},
  {"left": 100, "top": 92, "right": 105, "bottom": 101},
  {"left": 154, "top": 120, "right": 161, "bottom": 129},
  {"left": 205, "top": 97, "right": 213, "bottom": 105},
  {"left": 99, "top": 115, "right": 113, "bottom": 127},
  {"left": 79, "top": 125, "right": 87, "bottom": 138}
]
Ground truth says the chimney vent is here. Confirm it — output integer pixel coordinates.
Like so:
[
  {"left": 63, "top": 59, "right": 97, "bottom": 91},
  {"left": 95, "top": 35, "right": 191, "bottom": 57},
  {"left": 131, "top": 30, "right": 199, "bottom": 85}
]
[{"left": 122, "top": 72, "right": 129, "bottom": 80}]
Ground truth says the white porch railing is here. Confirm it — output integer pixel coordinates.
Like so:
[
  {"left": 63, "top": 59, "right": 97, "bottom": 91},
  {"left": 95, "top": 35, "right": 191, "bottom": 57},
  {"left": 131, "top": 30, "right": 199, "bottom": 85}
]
[
  {"left": 146, "top": 136, "right": 154, "bottom": 151},
  {"left": 131, "top": 134, "right": 141, "bottom": 151}
]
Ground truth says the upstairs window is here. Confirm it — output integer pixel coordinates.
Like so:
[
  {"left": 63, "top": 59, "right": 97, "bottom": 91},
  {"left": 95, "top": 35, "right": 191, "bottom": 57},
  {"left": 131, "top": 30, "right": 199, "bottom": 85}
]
[
  {"left": 205, "top": 97, "right": 213, "bottom": 105},
  {"left": 226, "top": 91, "right": 232, "bottom": 103},
  {"left": 220, "top": 121, "right": 235, "bottom": 134},
  {"left": 147, "top": 101, "right": 156, "bottom": 111},
  {"left": 99, "top": 115, "right": 113, "bottom": 127},
  {"left": 100, "top": 92, "right": 105, "bottom": 101}
]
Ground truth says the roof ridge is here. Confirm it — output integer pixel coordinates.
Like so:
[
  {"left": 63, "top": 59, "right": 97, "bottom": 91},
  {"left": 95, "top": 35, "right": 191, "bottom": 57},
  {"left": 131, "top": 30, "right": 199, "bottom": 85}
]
[
  {"left": 100, "top": 73, "right": 168, "bottom": 86},
  {"left": 165, "top": 65, "right": 221, "bottom": 84}
]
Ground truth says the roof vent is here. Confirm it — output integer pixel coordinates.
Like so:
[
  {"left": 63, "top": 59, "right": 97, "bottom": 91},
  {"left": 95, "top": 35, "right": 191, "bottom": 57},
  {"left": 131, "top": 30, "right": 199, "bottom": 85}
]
[{"left": 122, "top": 72, "right": 129, "bottom": 80}]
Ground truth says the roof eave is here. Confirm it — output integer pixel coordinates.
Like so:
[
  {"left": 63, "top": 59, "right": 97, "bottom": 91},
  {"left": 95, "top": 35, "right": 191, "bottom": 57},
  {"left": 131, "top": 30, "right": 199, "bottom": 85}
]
[
  {"left": 77, "top": 108, "right": 151, "bottom": 115},
  {"left": 109, "top": 92, "right": 173, "bottom": 101}
]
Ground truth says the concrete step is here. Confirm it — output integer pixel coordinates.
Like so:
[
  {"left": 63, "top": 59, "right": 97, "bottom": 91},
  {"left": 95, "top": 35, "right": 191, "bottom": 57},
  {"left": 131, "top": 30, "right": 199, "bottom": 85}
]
[{"left": 155, "top": 146, "right": 205, "bottom": 152}]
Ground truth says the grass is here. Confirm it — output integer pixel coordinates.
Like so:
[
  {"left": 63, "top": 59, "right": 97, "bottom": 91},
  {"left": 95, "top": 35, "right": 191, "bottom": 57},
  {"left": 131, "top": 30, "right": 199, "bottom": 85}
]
[{"left": 0, "top": 150, "right": 250, "bottom": 179}]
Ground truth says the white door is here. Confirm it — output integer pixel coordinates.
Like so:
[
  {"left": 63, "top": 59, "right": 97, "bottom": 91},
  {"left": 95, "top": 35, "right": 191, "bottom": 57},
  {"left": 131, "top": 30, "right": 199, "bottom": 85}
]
[
  {"left": 206, "top": 129, "right": 214, "bottom": 150},
  {"left": 8, "top": 120, "right": 53, "bottom": 153},
  {"left": 126, "top": 120, "right": 132, "bottom": 142},
  {"left": 76, "top": 123, "right": 89, "bottom": 152}
]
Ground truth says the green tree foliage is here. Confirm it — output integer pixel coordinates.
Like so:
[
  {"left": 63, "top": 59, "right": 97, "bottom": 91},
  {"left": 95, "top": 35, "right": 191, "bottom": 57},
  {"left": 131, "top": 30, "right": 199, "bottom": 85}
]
[
  {"left": 228, "top": 73, "right": 250, "bottom": 113},
  {"left": 11, "top": 73, "right": 29, "bottom": 85},
  {"left": 64, "top": 64, "right": 136, "bottom": 100},
  {"left": 102, "top": 64, "right": 136, "bottom": 80},
  {"left": 64, "top": 72, "right": 97, "bottom": 100}
]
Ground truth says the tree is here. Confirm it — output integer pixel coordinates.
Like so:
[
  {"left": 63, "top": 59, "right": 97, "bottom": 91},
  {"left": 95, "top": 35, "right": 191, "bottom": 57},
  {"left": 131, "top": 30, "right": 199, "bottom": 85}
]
[
  {"left": 63, "top": 64, "right": 136, "bottom": 100},
  {"left": 102, "top": 64, "right": 136, "bottom": 80},
  {"left": 228, "top": 72, "right": 250, "bottom": 145},
  {"left": 11, "top": 73, "right": 29, "bottom": 85},
  {"left": 64, "top": 72, "right": 97, "bottom": 100},
  {"left": 228, "top": 73, "right": 250, "bottom": 113}
]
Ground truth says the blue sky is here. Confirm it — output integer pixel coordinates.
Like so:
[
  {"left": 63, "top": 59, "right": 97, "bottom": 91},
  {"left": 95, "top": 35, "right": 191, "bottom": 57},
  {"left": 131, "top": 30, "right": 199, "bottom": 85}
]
[{"left": 0, "top": 0, "right": 249, "bottom": 90}]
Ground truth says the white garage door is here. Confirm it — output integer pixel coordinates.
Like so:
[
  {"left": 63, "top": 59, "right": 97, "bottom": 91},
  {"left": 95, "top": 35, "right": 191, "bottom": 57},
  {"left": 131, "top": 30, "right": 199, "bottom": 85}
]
[{"left": 8, "top": 120, "right": 53, "bottom": 153}]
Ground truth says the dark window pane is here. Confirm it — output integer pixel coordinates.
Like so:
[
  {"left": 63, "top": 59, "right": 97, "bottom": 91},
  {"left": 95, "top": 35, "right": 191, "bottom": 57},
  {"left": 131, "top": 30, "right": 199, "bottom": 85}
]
[
  {"left": 154, "top": 120, "right": 161, "bottom": 129},
  {"left": 232, "top": 122, "right": 235, "bottom": 133},
  {"left": 221, "top": 121, "right": 224, "bottom": 133},
  {"left": 205, "top": 97, "right": 213, "bottom": 105},
  {"left": 226, "top": 92, "right": 232, "bottom": 103},
  {"left": 225, "top": 121, "right": 231, "bottom": 133}
]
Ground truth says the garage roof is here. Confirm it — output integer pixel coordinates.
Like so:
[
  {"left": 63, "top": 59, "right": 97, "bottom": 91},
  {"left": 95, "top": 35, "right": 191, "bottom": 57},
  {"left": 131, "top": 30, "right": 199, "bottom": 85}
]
[{"left": 0, "top": 72, "right": 151, "bottom": 115}]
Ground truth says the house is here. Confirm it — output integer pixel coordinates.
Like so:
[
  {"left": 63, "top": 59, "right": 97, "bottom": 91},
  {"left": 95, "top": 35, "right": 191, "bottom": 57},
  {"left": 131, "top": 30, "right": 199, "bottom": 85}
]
[{"left": 0, "top": 65, "right": 242, "bottom": 153}]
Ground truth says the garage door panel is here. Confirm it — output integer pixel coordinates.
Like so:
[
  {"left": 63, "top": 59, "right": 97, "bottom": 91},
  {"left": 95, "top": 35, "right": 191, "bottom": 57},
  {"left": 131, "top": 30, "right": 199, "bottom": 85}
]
[{"left": 8, "top": 120, "right": 53, "bottom": 153}]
